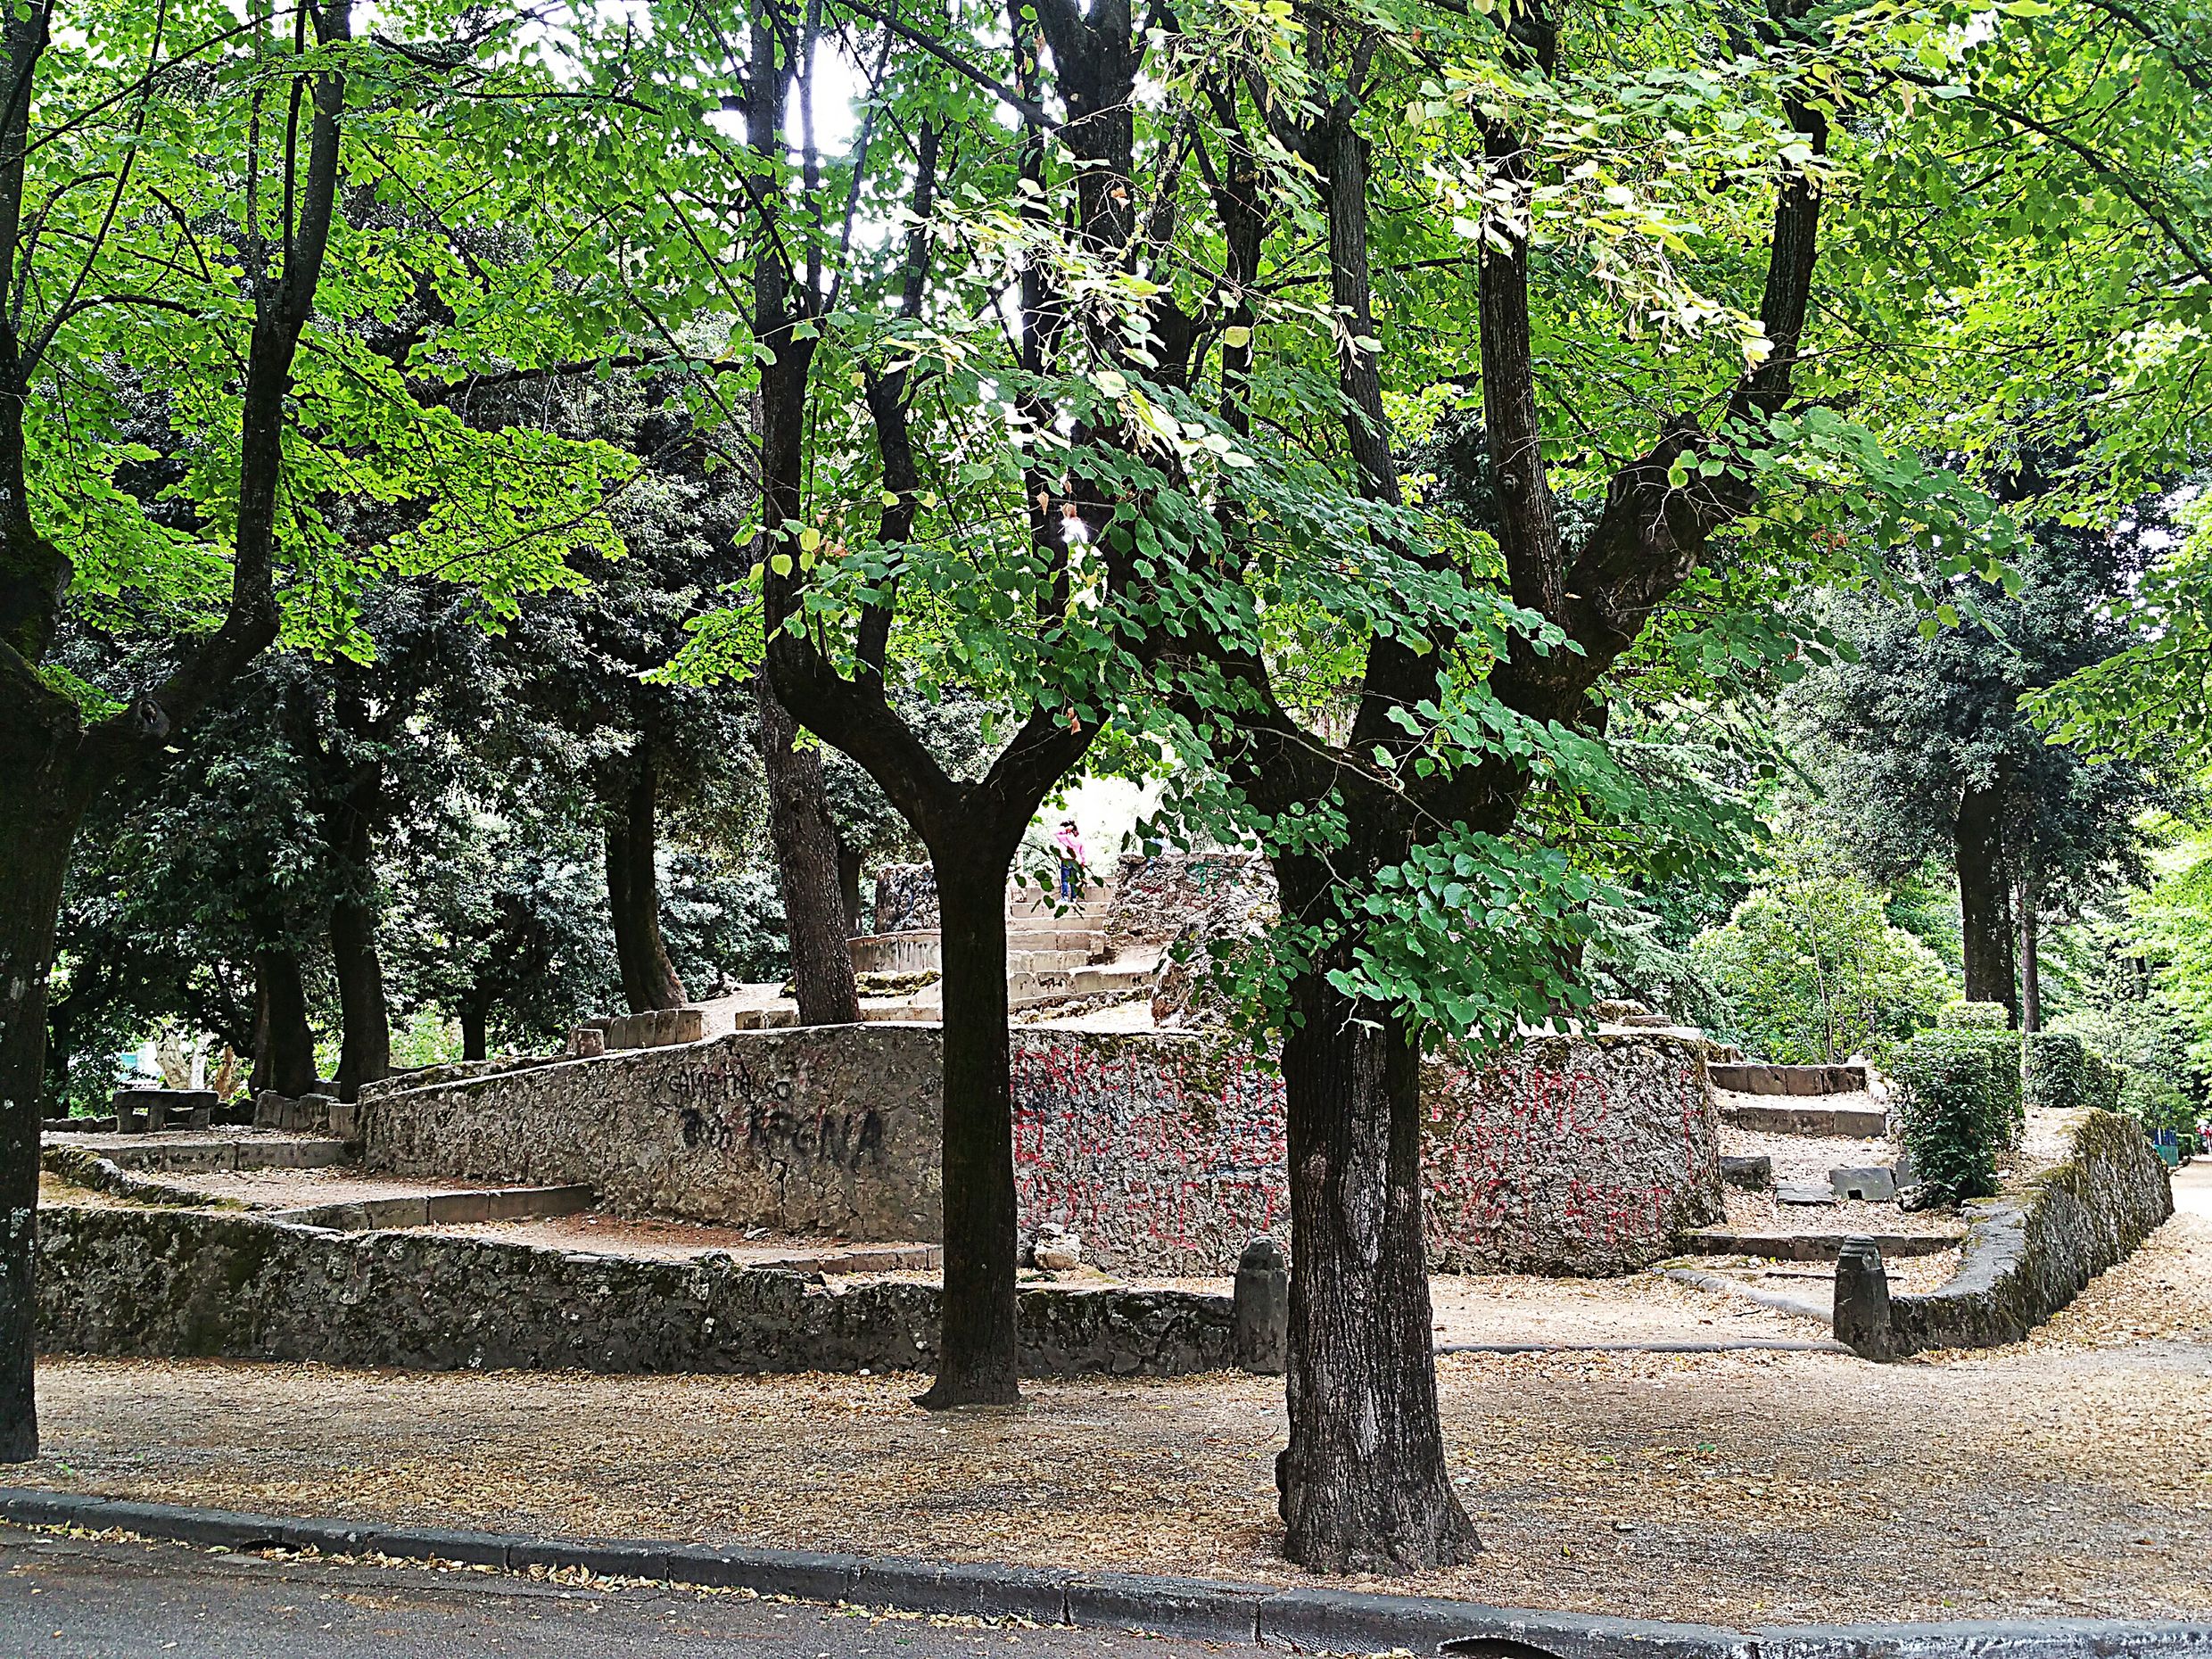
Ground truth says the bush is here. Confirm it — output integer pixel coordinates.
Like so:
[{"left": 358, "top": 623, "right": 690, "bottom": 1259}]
[
  {"left": 1891, "top": 1028, "right": 2022, "bottom": 1201},
  {"left": 1940, "top": 1000, "right": 2013, "bottom": 1030},
  {"left": 1690, "top": 871, "right": 1955, "bottom": 1064},
  {"left": 2084, "top": 1051, "right": 2127, "bottom": 1112},
  {"left": 2120, "top": 1069, "right": 2198, "bottom": 1135},
  {"left": 2024, "top": 1030, "right": 2088, "bottom": 1110}
]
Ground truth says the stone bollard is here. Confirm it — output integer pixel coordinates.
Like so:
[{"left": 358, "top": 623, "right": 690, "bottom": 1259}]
[
  {"left": 569, "top": 1025, "right": 607, "bottom": 1058},
  {"left": 1233, "top": 1237, "right": 1289, "bottom": 1375},
  {"left": 1833, "top": 1235, "right": 1894, "bottom": 1359}
]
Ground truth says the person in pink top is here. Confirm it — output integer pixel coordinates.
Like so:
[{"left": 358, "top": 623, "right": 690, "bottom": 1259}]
[{"left": 1052, "top": 819, "right": 1087, "bottom": 901}]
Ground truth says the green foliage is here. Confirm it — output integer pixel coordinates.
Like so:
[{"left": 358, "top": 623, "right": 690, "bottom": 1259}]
[
  {"left": 2119, "top": 1069, "right": 2198, "bottom": 1135},
  {"left": 1891, "top": 1029, "right": 2022, "bottom": 1202},
  {"left": 1688, "top": 858, "right": 1956, "bottom": 1063},
  {"left": 2084, "top": 1051, "right": 2129, "bottom": 1114},
  {"left": 2023, "top": 1030, "right": 2089, "bottom": 1111},
  {"left": 1941, "top": 1000, "right": 2014, "bottom": 1030}
]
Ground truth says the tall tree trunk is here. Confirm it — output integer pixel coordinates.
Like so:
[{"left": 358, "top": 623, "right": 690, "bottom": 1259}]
[
  {"left": 0, "top": 767, "right": 93, "bottom": 1461},
  {"left": 1956, "top": 787, "right": 2018, "bottom": 1023},
  {"left": 330, "top": 895, "right": 388, "bottom": 1102},
  {"left": 255, "top": 946, "right": 318, "bottom": 1099},
  {"left": 838, "top": 838, "right": 865, "bottom": 937},
  {"left": 459, "top": 999, "right": 488, "bottom": 1063},
  {"left": 759, "top": 673, "right": 862, "bottom": 1024},
  {"left": 1272, "top": 860, "right": 1476, "bottom": 1572},
  {"left": 605, "top": 745, "right": 686, "bottom": 1014},
  {"left": 2018, "top": 878, "right": 2041, "bottom": 1034},
  {"left": 248, "top": 971, "right": 271, "bottom": 1096},
  {"left": 917, "top": 852, "right": 1020, "bottom": 1407}
]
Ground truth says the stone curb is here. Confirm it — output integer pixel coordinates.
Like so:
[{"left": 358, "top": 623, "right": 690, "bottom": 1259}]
[{"left": 4, "top": 1489, "right": 2210, "bottom": 1656}]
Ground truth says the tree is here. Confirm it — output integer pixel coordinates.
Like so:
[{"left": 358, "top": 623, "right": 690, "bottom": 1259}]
[
  {"left": 1794, "top": 511, "right": 2179, "bottom": 1027},
  {"left": 1691, "top": 849, "right": 1956, "bottom": 1063},
  {"left": 0, "top": 0, "right": 648, "bottom": 1459}
]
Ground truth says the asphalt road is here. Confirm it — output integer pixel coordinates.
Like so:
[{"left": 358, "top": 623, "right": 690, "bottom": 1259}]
[{"left": 0, "top": 1532, "right": 1250, "bottom": 1658}]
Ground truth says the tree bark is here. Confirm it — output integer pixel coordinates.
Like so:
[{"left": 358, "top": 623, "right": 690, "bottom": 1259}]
[
  {"left": 1956, "top": 787, "right": 2018, "bottom": 1023},
  {"left": 0, "top": 768, "right": 93, "bottom": 1460},
  {"left": 759, "top": 673, "right": 862, "bottom": 1023},
  {"left": 917, "top": 853, "right": 1020, "bottom": 1407},
  {"left": 1271, "top": 854, "right": 1477, "bottom": 1572},
  {"left": 2019, "top": 879, "right": 2040, "bottom": 1034},
  {"left": 255, "top": 946, "right": 318, "bottom": 1099},
  {"left": 838, "top": 839, "right": 865, "bottom": 937},
  {"left": 459, "top": 1000, "right": 488, "bottom": 1063},
  {"left": 329, "top": 893, "right": 389, "bottom": 1102},
  {"left": 605, "top": 745, "right": 687, "bottom": 1014}
]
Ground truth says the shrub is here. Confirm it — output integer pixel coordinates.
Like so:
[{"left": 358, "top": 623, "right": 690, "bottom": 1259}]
[
  {"left": 1891, "top": 1028, "right": 2022, "bottom": 1201},
  {"left": 2120, "top": 1070, "right": 2198, "bottom": 1135},
  {"left": 1939, "top": 999, "right": 2013, "bottom": 1030},
  {"left": 2024, "top": 1030, "right": 2088, "bottom": 1111},
  {"left": 1690, "top": 871, "right": 1955, "bottom": 1064},
  {"left": 2084, "top": 1052, "right": 2128, "bottom": 1112}
]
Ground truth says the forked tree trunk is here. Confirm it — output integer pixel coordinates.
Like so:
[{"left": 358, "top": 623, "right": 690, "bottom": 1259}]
[
  {"left": 1273, "top": 897, "right": 1477, "bottom": 1572},
  {"left": 330, "top": 888, "right": 389, "bottom": 1102},
  {"left": 918, "top": 853, "right": 1020, "bottom": 1407},
  {"left": 0, "top": 771, "right": 92, "bottom": 1461},
  {"left": 758, "top": 674, "right": 861, "bottom": 1025},
  {"left": 255, "top": 946, "right": 318, "bottom": 1099},
  {"left": 1956, "top": 788, "right": 2018, "bottom": 1023},
  {"left": 605, "top": 747, "right": 687, "bottom": 1014}
]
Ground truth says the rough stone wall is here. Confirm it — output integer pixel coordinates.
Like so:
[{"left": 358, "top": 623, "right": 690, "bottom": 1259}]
[
  {"left": 366, "top": 1024, "right": 1720, "bottom": 1277},
  {"left": 363, "top": 1027, "right": 945, "bottom": 1240},
  {"left": 37, "top": 1204, "right": 1231, "bottom": 1378},
  {"left": 1877, "top": 1109, "right": 2173, "bottom": 1358},
  {"left": 1106, "top": 852, "right": 1272, "bottom": 950},
  {"left": 872, "top": 863, "right": 939, "bottom": 935}
]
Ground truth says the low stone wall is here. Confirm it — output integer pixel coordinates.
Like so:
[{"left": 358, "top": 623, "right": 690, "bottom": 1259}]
[
  {"left": 1838, "top": 1109, "right": 2174, "bottom": 1358},
  {"left": 365, "top": 1025, "right": 1721, "bottom": 1277},
  {"left": 37, "top": 1204, "right": 1232, "bottom": 1379}
]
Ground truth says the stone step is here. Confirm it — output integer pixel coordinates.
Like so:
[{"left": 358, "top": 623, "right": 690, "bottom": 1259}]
[
  {"left": 1010, "top": 948, "right": 1092, "bottom": 974},
  {"left": 1070, "top": 965, "right": 1153, "bottom": 995},
  {"left": 1005, "top": 927, "right": 1105, "bottom": 951},
  {"left": 1684, "top": 1230, "right": 1960, "bottom": 1262},
  {"left": 1719, "top": 1101, "right": 1888, "bottom": 1138},
  {"left": 1708, "top": 1061, "right": 1869, "bottom": 1096}
]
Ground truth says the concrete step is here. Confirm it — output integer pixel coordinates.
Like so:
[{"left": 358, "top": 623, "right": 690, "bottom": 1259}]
[
  {"left": 1719, "top": 1101, "right": 1888, "bottom": 1138},
  {"left": 847, "top": 931, "right": 942, "bottom": 975}
]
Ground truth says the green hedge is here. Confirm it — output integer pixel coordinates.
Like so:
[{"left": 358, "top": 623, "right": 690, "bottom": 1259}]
[
  {"left": 1939, "top": 1000, "right": 2013, "bottom": 1031},
  {"left": 1891, "top": 1026, "right": 2021, "bottom": 1201},
  {"left": 2024, "top": 1031, "right": 2089, "bottom": 1111}
]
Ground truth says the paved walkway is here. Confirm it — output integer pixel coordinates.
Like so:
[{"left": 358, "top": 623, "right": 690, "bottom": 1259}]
[
  {"left": 25, "top": 1166, "right": 2208, "bottom": 1629},
  {"left": 0, "top": 1531, "right": 1226, "bottom": 1659}
]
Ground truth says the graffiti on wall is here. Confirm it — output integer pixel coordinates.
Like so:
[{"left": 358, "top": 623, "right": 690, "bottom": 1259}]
[
  {"left": 674, "top": 1053, "right": 887, "bottom": 1173},
  {"left": 1011, "top": 1036, "right": 1716, "bottom": 1277}
]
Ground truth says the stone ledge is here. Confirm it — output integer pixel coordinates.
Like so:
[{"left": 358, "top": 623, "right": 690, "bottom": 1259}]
[
  {"left": 1839, "top": 1110, "right": 2174, "bottom": 1359},
  {"left": 36, "top": 1202, "right": 1234, "bottom": 1380},
  {"left": 6, "top": 1490, "right": 2211, "bottom": 1656}
]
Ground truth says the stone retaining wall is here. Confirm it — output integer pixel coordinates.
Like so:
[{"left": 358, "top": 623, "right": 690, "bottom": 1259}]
[
  {"left": 1705, "top": 1062, "right": 1868, "bottom": 1095},
  {"left": 37, "top": 1204, "right": 1232, "bottom": 1379},
  {"left": 1838, "top": 1109, "right": 2174, "bottom": 1358},
  {"left": 364, "top": 1024, "right": 1721, "bottom": 1277}
]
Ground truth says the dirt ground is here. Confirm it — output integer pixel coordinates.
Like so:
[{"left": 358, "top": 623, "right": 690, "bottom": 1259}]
[{"left": 27, "top": 1164, "right": 2212, "bottom": 1627}]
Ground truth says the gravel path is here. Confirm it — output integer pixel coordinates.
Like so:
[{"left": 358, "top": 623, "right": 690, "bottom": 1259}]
[{"left": 24, "top": 1162, "right": 2209, "bottom": 1628}]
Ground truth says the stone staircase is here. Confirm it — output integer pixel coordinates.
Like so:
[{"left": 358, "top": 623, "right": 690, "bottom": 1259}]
[{"left": 848, "top": 879, "right": 1155, "bottom": 1010}]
